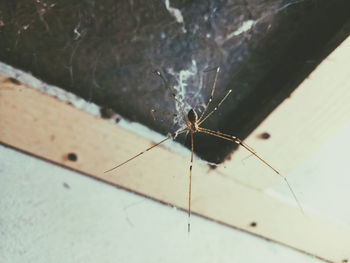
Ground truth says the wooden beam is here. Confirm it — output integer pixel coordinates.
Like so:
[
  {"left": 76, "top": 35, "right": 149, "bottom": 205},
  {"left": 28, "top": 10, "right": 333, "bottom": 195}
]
[
  {"left": 222, "top": 36, "right": 350, "bottom": 190},
  {"left": 1, "top": 37, "right": 350, "bottom": 263}
]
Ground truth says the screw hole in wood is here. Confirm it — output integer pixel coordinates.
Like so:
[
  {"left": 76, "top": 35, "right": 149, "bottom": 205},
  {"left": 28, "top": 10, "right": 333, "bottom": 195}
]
[
  {"left": 67, "top": 152, "right": 78, "bottom": 162},
  {"left": 259, "top": 132, "right": 271, "bottom": 140}
]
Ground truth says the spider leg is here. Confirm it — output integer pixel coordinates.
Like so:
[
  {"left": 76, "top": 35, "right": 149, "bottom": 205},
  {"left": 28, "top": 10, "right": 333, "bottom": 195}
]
[
  {"left": 105, "top": 129, "right": 188, "bottom": 173},
  {"left": 198, "top": 88, "right": 232, "bottom": 126},
  {"left": 198, "top": 67, "right": 220, "bottom": 122},
  {"left": 188, "top": 131, "right": 194, "bottom": 233},
  {"left": 197, "top": 127, "right": 304, "bottom": 214},
  {"left": 150, "top": 108, "right": 177, "bottom": 121},
  {"left": 104, "top": 136, "right": 172, "bottom": 173},
  {"left": 154, "top": 70, "right": 187, "bottom": 121}
]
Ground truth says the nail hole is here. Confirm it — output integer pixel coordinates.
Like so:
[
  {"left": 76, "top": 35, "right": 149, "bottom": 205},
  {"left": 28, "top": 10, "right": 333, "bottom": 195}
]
[
  {"left": 115, "top": 116, "right": 121, "bottom": 123},
  {"left": 63, "top": 182, "right": 70, "bottom": 189},
  {"left": 250, "top": 222, "right": 257, "bottom": 227},
  {"left": 67, "top": 153, "right": 78, "bottom": 161},
  {"left": 259, "top": 132, "right": 270, "bottom": 140}
]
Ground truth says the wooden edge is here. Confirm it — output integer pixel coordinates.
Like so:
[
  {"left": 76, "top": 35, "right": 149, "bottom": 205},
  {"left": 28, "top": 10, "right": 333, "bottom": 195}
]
[
  {"left": 1, "top": 68, "right": 350, "bottom": 262},
  {"left": 220, "top": 36, "right": 350, "bottom": 191}
]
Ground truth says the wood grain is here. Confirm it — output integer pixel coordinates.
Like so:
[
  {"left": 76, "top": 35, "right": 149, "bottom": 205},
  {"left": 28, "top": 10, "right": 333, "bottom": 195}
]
[{"left": 1, "top": 37, "right": 350, "bottom": 263}]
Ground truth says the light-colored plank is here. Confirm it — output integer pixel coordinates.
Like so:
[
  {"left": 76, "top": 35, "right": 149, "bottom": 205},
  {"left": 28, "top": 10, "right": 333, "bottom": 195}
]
[
  {"left": 0, "top": 145, "right": 325, "bottom": 263},
  {"left": 1, "top": 37, "right": 350, "bottom": 263},
  {"left": 0, "top": 77, "right": 349, "bottom": 263},
  {"left": 221, "top": 36, "right": 350, "bottom": 190}
]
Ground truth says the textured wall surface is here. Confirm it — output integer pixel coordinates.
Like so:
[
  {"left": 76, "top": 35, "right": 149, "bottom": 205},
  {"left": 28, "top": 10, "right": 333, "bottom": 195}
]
[{"left": 0, "top": 145, "right": 326, "bottom": 263}]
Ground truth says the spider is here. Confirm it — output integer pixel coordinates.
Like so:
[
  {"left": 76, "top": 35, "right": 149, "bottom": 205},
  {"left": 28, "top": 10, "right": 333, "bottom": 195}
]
[{"left": 105, "top": 67, "right": 303, "bottom": 232}]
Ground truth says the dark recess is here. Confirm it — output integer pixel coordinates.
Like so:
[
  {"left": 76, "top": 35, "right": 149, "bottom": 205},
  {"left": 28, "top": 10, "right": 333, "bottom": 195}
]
[{"left": 1, "top": 0, "right": 349, "bottom": 163}]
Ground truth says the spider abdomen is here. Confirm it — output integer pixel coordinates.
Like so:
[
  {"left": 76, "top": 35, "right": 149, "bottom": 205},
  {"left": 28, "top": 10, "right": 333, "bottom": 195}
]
[{"left": 187, "top": 109, "right": 199, "bottom": 132}]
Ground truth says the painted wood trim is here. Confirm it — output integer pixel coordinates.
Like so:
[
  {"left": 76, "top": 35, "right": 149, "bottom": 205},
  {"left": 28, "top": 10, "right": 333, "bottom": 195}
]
[{"left": 1, "top": 37, "right": 350, "bottom": 263}]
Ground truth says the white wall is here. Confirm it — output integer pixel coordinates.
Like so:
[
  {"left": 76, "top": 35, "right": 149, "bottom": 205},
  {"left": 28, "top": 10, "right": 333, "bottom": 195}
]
[{"left": 0, "top": 145, "right": 323, "bottom": 263}]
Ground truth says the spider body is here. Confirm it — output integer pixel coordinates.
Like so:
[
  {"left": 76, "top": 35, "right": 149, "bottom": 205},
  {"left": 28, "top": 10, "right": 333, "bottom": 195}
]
[
  {"left": 187, "top": 109, "right": 199, "bottom": 133},
  {"left": 105, "top": 67, "right": 303, "bottom": 232}
]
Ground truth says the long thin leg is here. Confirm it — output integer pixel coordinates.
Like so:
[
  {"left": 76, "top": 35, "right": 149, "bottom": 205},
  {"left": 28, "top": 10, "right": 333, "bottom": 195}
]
[
  {"left": 198, "top": 67, "right": 220, "bottom": 122},
  {"left": 198, "top": 89, "right": 232, "bottom": 126},
  {"left": 104, "top": 136, "right": 172, "bottom": 173},
  {"left": 105, "top": 128, "right": 188, "bottom": 173},
  {"left": 188, "top": 132, "right": 194, "bottom": 233},
  {"left": 151, "top": 108, "right": 177, "bottom": 121},
  {"left": 199, "top": 127, "right": 279, "bottom": 174},
  {"left": 154, "top": 70, "right": 187, "bottom": 120},
  {"left": 197, "top": 127, "right": 304, "bottom": 214},
  {"left": 199, "top": 66, "right": 248, "bottom": 125},
  {"left": 154, "top": 70, "right": 178, "bottom": 100}
]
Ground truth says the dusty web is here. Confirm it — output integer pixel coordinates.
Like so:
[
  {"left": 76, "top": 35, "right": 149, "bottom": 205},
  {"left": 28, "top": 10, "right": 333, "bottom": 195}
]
[
  {"left": 5, "top": 0, "right": 313, "bottom": 129},
  {"left": 154, "top": 0, "right": 311, "bottom": 128},
  {"left": 165, "top": 60, "right": 205, "bottom": 128}
]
